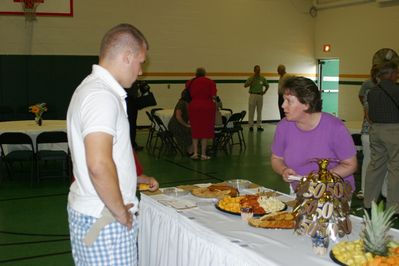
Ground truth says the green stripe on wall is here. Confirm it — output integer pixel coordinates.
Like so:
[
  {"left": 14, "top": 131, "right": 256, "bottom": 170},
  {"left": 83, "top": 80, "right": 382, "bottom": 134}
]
[
  {"left": 339, "top": 81, "right": 363, "bottom": 85},
  {"left": 146, "top": 79, "right": 362, "bottom": 85},
  {"left": 147, "top": 80, "right": 279, "bottom": 84}
]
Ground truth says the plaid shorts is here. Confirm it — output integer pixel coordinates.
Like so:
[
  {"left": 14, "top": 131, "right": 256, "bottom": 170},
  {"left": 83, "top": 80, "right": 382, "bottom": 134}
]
[{"left": 67, "top": 206, "right": 138, "bottom": 266}]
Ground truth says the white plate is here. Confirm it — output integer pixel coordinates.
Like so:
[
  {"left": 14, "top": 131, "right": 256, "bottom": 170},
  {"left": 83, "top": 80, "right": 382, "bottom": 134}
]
[
  {"left": 287, "top": 175, "right": 303, "bottom": 181},
  {"left": 160, "top": 187, "right": 189, "bottom": 197},
  {"left": 158, "top": 199, "right": 197, "bottom": 210}
]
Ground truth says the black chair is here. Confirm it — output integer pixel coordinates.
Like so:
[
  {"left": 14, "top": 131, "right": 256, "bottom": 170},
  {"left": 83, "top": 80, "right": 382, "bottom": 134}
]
[
  {"left": 234, "top": 110, "right": 247, "bottom": 149},
  {"left": 36, "top": 131, "right": 71, "bottom": 183},
  {"left": 224, "top": 112, "right": 246, "bottom": 149},
  {"left": 351, "top": 133, "right": 362, "bottom": 147},
  {"left": 351, "top": 133, "right": 363, "bottom": 174},
  {"left": 145, "top": 111, "right": 157, "bottom": 150},
  {"left": 152, "top": 114, "right": 183, "bottom": 158},
  {"left": 0, "top": 132, "right": 36, "bottom": 185},
  {"left": 145, "top": 108, "right": 164, "bottom": 150},
  {"left": 220, "top": 108, "right": 233, "bottom": 125},
  {"left": 150, "top": 107, "right": 164, "bottom": 116},
  {"left": 212, "top": 112, "right": 244, "bottom": 155}
]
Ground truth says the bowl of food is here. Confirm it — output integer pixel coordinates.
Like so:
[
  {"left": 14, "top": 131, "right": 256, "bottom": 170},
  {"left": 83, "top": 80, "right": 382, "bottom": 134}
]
[
  {"left": 226, "top": 179, "right": 252, "bottom": 190},
  {"left": 161, "top": 187, "right": 189, "bottom": 197}
]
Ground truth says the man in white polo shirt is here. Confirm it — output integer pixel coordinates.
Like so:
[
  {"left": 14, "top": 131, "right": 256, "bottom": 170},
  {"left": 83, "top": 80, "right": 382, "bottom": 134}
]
[{"left": 66, "top": 23, "right": 148, "bottom": 265}]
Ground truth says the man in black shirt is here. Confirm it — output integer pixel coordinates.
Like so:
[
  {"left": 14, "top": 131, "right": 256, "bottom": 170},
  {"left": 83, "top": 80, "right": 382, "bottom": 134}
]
[
  {"left": 364, "top": 62, "right": 399, "bottom": 213},
  {"left": 125, "top": 81, "right": 143, "bottom": 151}
]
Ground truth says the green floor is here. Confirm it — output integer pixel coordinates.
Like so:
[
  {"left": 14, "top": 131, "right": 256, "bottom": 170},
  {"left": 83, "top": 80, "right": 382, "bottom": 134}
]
[{"left": 0, "top": 123, "right": 380, "bottom": 265}]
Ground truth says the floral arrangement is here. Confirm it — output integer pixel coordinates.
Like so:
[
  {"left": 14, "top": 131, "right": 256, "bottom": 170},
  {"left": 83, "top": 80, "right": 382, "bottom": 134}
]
[{"left": 29, "top": 103, "right": 47, "bottom": 125}]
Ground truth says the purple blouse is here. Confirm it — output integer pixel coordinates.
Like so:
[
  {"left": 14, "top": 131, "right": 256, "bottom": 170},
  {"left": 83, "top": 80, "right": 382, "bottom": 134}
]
[{"left": 271, "top": 112, "right": 356, "bottom": 191}]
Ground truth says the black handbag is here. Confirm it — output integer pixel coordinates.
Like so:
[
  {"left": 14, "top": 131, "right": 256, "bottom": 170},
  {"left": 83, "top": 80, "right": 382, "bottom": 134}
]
[
  {"left": 136, "top": 91, "right": 157, "bottom": 110},
  {"left": 182, "top": 88, "right": 191, "bottom": 103},
  {"left": 182, "top": 78, "right": 198, "bottom": 103}
]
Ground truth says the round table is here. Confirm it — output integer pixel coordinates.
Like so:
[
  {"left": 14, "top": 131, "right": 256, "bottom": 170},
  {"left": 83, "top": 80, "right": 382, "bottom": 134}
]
[{"left": 0, "top": 120, "right": 67, "bottom": 153}]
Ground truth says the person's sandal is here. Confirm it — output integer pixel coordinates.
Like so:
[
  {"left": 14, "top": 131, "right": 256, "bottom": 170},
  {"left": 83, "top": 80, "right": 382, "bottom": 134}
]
[
  {"left": 200, "top": 155, "right": 211, "bottom": 160},
  {"left": 190, "top": 153, "right": 199, "bottom": 160}
]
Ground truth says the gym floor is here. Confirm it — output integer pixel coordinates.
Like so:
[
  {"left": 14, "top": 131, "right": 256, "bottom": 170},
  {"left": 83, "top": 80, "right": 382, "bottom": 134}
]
[{"left": 0, "top": 123, "right": 388, "bottom": 265}]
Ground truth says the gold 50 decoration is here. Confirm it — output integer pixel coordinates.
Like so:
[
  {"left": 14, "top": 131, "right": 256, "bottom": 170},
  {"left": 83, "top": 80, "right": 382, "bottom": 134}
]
[{"left": 293, "top": 159, "right": 353, "bottom": 241}]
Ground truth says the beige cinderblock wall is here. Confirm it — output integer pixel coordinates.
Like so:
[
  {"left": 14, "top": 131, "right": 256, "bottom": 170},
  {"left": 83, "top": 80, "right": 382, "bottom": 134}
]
[
  {"left": 1, "top": 0, "right": 399, "bottom": 124},
  {"left": 314, "top": 1, "right": 399, "bottom": 122}
]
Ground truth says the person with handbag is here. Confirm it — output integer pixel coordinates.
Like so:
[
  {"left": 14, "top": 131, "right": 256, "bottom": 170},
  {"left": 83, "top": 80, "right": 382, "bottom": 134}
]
[
  {"left": 364, "top": 62, "right": 399, "bottom": 214},
  {"left": 125, "top": 82, "right": 143, "bottom": 151},
  {"left": 187, "top": 67, "right": 217, "bottom": 160}
]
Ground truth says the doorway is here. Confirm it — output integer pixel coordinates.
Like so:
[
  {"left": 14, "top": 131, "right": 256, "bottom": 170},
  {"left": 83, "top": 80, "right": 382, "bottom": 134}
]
[{"left": 317, "top": 59, "right": 339, "bottom": 116}]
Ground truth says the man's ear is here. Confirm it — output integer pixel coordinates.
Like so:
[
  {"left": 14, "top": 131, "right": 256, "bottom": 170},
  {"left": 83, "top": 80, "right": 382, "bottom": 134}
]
[{"left": 123, "top": 50, "right": 133, "bottom": 64}]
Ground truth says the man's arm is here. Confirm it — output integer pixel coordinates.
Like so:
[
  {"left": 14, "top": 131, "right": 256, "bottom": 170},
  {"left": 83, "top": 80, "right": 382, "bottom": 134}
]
[
  {"left": 244, "top": 77, "right": 253, "bottom": 88},
  {"left": 175, "top": 109, "right": 190, "bottom": 127},
  {"left": 85, "top": 132, "right": 133, "bottom": 229}
]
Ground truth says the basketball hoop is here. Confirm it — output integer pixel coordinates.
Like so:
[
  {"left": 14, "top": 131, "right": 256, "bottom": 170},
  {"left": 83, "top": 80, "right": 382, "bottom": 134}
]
[{"left": 22, "top": 0, "right": 40, "bottom": 21}]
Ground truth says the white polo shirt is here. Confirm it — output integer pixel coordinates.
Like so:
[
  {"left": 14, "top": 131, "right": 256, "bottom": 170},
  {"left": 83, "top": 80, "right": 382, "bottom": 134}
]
[{"left": 67, "top": 65, "right": 138, "bottom": 218}]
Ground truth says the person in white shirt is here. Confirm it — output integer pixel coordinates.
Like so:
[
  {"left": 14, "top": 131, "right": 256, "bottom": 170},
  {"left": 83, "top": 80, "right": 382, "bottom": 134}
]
[{"left": 66, "top": 23, "right": 149, "bottom": 265}]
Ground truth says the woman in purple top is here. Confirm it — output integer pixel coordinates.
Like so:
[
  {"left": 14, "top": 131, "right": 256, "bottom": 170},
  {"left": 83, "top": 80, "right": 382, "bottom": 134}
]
[{"left": 271, "top": 77, "right": 357, "bottom": 192}]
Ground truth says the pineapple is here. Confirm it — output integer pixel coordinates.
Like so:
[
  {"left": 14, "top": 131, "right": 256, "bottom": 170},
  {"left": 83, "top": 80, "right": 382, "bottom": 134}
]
[{"left": 361, "top": 201, "right": 397, "bottom": 256}]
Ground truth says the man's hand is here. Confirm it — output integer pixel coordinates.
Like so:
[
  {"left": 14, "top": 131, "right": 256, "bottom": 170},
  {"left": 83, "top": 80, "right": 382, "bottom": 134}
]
[
  {"left": 138, "top": 175, "right": 159, "bottom": 191},
  {"left": 114, "top": 203, "right": 134, "bottom": 230},
  {"left": 149, "top": 177, "right": 159, "bottom": 191}
]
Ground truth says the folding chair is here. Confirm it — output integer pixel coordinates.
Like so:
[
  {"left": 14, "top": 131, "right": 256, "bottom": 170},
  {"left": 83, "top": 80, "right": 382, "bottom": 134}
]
[
  {"left": 220, "top": 108, "right": 233, "bottom": 125},
  {"left": 152, "top": 114, "right": 183, "bottom": 158},
  {"left": 36, "top": 131, "right": 71, "bottom": 183},
  {"left": 225, "top": 112, "right": 246, "bottom": 148},
  {"left": 145, "top": 110, "right": 165, "bottom": 151},
  {"left": 236, "top": 110, "right": 247, "bottom": 149},
  {"left": 0, "top": 132, "right": 36, "bottom": 185},
  {"left": 144, "top": 108, "right": 164, "bottom": 150},
  {"left": 150, "top": 107, "right": 164, "bottom": 116},
  {"left": 351, "top": 133, "right": 363, "bottom": 174},
  {"left": 212, "top": 112, "right": 246, "bottom": 155}
]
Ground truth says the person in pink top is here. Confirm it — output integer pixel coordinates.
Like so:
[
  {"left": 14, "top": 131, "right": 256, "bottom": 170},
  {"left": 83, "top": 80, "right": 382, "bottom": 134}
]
[{"left": 271, "top": 77, "right": 357, "bottom": 193}]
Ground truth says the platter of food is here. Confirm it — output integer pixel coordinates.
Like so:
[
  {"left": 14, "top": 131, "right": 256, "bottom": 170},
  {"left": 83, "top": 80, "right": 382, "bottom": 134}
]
[
  {"left": 191, "top": 184, "right": 239, "bottom": 198},
  {"left": 226, "top": 179, "right": 252, "bottom": 190},
  {"left": 215, "top": 195, "right": 287, "bottom": 216},
  {"left": 329, "top": 250, "right": 346, "bottom": 266},
  {"left": 248, "top": 211, "right": 296, "bottom": 229}
]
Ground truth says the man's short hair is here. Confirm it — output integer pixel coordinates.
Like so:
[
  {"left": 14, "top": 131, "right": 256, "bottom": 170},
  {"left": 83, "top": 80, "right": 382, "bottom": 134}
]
[
  {"left": 376, "top": 62, "right": 398, "bottom": 79},
  {"left": 195, "top": 67, "right": 206, "bottom": 77},
  {"left": 100, "top": 23, "right": 149, "bottom": 60},
  {"left": 277, "top": 64, "right": 286, "bottom": 72}
]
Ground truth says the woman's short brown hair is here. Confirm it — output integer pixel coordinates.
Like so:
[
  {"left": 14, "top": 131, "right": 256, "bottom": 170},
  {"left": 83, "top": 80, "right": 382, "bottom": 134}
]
[{"left": 283, "top": 77, "right": 322, "bottom": 113}]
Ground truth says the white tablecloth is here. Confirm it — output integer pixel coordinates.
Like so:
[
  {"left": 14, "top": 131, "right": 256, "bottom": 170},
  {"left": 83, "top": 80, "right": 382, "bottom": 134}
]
[
  {"left": 154, "top": 109, "right": 231, "bottom": 128},
  {"left": 138, "top": 187, "right": 399, "bottom": 266},
  {"left": 0, "top": 120, "right": 67, "bottom": 153}
]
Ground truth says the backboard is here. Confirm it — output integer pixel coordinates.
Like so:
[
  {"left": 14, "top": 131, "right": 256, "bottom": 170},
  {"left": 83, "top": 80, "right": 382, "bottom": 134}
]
[{"left": 0, "top": 0, "right": 73, "bottom": 17}]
